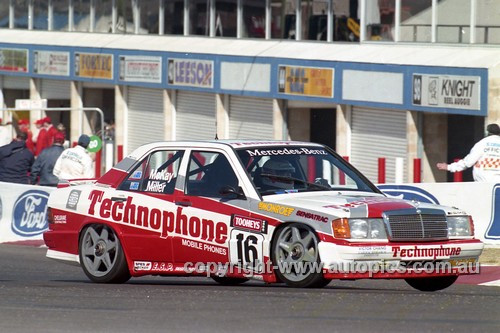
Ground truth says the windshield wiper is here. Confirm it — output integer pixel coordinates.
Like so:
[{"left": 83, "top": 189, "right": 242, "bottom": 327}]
[{"left": 259, "top": 173, "right": 333, "bottom": 191}]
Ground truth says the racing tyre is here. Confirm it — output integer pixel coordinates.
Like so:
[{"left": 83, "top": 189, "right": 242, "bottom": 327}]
[
  {"left": 405, "top": 276, "right": 458, "bottom": 292},
  {"left": 211, "top": 276, "right": 249, "bottom": 286},
  {"left": 271, "top": 223, "right": 329, "bottom": 288},
  {"left": 79, "top": 224, "right": 131, "bottom": 283}
]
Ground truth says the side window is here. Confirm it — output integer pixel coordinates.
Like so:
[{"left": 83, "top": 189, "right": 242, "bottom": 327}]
[
  {"left": 119, "top": 150, "right": 184, "bottom": 194},
  {"left": 186, "top": 151, "right": 239, "bottom": 198}
]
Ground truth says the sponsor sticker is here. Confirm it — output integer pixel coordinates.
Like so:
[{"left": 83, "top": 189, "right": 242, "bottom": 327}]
[
  {"left": 130, "top": 171, "right": 142, "bottom": 179},
  {"left": 246, "top": 147, "right": 327, "bottom": 157},
  {"left": 134, "top": 261, "right": 152, "bottom": 271},
  {"left": 392, "top": 246, "right": 462, "bottom": 259},
  {"left": 53, "top": 214, "right": 67, "bottom": 224},
  {"left": 358, "top": 246, "right": 388, "bottom": 255},
  {"left": 258, "top": 202, "right": 294, "bottom": 216},
  {"left": 231, "top": 215, "right": 268, "bottom": 233},
  {"left": 66, "top": 190, "right": 81, "bottom": 210},
  {"left": 130, "top": 182, "right": 140, "bottom": 190},
  {"left": 296, "top": 210, "right": 328, "bottom": 223},
  {"left": 12, "top": 190, "right": 49, "bottom": 236}
]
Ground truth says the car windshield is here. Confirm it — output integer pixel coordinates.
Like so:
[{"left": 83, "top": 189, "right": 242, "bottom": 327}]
[{"left": 236, "top": 145, "right": 379, "bottom": 196}]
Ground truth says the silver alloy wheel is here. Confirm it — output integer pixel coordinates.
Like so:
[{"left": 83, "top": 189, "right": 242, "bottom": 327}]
[
  {"left": 274, "top": 224, "right": 319, "bottom": 282},
  {"left": 81, "top": 225, "right": 119, "bottom": 278}
]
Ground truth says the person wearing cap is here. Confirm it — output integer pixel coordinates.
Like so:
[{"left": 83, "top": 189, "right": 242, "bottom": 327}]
[
  {"left": 30, "top": 131, "right": 66, "bottom": 186},
  {"left": 437, "top": 123, "right": 500, "bottom": 182},
  {"left": 43, "top": 116, "right": 59, "bottom": 147},
  {"left": 0, "top": 131, "right": 35, "bottom": 184},
  {"left": 35, "top": 118, "right": 49, "bottom": 156},
  {"left": 18, "top": 118, "right": 35, "bottom": 154},
  {"left": 53, "top": 134, "right": 95, "bottom": 180}
]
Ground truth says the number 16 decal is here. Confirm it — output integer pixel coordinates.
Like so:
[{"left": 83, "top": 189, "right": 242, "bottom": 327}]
[{"left": 229, "top": 230, "right": 264, "bottom": 271}]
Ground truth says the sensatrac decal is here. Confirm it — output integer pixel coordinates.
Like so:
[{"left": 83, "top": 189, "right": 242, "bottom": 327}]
[
  {"left": 392, "top": 246, "right": 461, "bottom": 259},
  {"left": 378, "top": 185, "right": 440, "bottom": 204},
  {"left": 87, "top": 190, "right": 228, "bottom": 244},
  {"left": 296, "top": 210, "right": 328, "bottom": 223},
  {"left": 12, "top": 190, "right": 49, "bottom": 236}
]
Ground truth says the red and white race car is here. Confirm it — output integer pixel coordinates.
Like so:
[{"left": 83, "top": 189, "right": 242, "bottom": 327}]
[{"left": 44, "top": 140, "right": 484, "bottom": 291}]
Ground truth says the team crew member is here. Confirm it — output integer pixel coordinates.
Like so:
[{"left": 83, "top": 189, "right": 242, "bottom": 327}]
[
  {"left": 0, "top": 132, "right": 35, "bottom": 184},
  {"left": 43, "top": 117, "right": 59, "bottom": 147},
  {"left": 437, "top": 123, "right": 500, "bottom": 182},
  {"left": 53, "top": 134, "right": 95, "bottom": 179},
  {"left": 30, "top": 131, "right": 66, "bottom": 186},
  {"left": 18, "top": 119, "right": 35, "bottom": 154},
  {"left": 35, "top": 118, "right": 48, "bottom": 156}
]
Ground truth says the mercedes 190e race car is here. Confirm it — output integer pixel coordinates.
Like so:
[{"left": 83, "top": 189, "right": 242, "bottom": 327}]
[{"left": 44, "top": 140, "right": 484, "bottom": 291}]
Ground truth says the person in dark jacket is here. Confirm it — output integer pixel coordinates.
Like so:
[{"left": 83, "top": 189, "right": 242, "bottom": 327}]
[
  {"left": 30, "top": 131, "right": 66, "bottom": 186},
  {"left": 0, "top": 132, "right": 35, "bottom": 184}
]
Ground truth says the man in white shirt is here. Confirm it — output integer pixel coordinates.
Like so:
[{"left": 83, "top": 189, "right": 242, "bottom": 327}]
[
  {"left": 437, "top": 124, "right": 500, "bottom": 182},
  {"left": 53, "top": 134, "right": 95, "bottom": 179}
]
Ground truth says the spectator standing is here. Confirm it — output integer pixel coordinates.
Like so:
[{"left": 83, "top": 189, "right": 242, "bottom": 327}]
[
  {"left": 35, "top": 118, "right": 49, "bottom": 156},
  {"left": 30, "top": 131, "right": 65, "bottom": 186},
  {"left": 0, "top": 132, "right": 35, "bottom": 184},
  {"left": 437, "top": 123, "right": 500, "bottom": 182},
  {"left": 18, "top": 119, "right": 35, "bottom": 154},
  {"left": 53, "top": 134, "right": 95, "bottom": 179},
  {"left": 44, "top": 117, "right": 59, "bottom": 147},
  {"left": 0, "top": 118, "right": 13, "bottom": 147}
]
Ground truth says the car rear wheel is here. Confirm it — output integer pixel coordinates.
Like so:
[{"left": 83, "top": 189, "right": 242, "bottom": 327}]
[
  {"left": 405, "top": 276, "right": 458, "bottom": 292},
  {"left": 271, "top": 223, "right": 330, "bottom": 288},
  {"left": 79, "top": 224, "right": 131, "bottom": 283}
]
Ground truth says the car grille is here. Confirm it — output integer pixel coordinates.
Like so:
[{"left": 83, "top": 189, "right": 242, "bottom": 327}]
[{"left": 386, "top": 214, "right": 448, "bottom": 241}]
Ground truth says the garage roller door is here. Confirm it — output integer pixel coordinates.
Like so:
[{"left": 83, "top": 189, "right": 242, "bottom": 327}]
[
  {"left": 2, "top": 75, "right": 29, "bottom": 89},
  {"left": 41, "top": 79, "right": 70, "bottom": 99},
  {"left": 351, "top": 106, "right": 407, "bottom": 183},
  {"left": 127, "top": 87, "right": 164, "bottom": 153},
  {"left": 229, "top": 96, "right": 273, "bottom": 139},
  {"left": 176, "top": 91, "right": 216, "bottom": 140}
]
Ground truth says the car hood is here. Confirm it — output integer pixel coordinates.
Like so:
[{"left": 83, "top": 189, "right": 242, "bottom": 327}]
[{"left": 261, "top": 191, "right": 443, "bottom": 219}]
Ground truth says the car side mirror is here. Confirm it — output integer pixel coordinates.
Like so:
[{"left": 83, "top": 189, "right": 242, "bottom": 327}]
[{"left": 219, "top": 185, "right": 246, "bottom": 200}]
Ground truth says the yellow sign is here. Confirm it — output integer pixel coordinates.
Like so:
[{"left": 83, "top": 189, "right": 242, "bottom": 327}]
[
  {"left": 278, "top": 65, "right": 334, "bottom": 98},
  {"left": 258, "top": 202, "right": 294, "bottom": 217},
  {"left": 76, "top": 53, "right": 113, "bottom": 79}
]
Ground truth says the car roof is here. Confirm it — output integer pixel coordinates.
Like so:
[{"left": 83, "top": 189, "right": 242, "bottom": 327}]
[{"left": 126, "top": 140, "right": 325, "bottom": 159}]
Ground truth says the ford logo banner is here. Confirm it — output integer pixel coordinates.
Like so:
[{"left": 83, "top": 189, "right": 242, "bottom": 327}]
[{"left": 12, "top": 190, "right": 49, "bottom": 236}]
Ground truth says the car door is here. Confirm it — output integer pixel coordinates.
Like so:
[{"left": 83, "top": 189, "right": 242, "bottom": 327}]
[
  {"left": 172, "top": 149, "right": 265, "bottom": 273},
  {"left": 115, "top": 149, "right": 185, "bottom": 266}
]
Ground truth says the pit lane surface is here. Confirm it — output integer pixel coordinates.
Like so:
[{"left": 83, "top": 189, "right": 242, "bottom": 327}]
[{"left": 0, "top": 244, "right": 499, "bottom": 333}]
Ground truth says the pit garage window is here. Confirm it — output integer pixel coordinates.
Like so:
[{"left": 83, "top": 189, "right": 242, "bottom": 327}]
[
  {"left": 185, "top": 151, "right": 239, "bottom": 198},
  {"left": 119, "top": 150, "right": 184, "bottom": 194}
]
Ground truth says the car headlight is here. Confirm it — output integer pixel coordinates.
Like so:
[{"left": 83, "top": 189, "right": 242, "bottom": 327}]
[
  {"left": 333, "top": 218, "right": 387, "bottom": 239},
  {"left": 447, "top": 215, "right": 473, "bottom": 237}
]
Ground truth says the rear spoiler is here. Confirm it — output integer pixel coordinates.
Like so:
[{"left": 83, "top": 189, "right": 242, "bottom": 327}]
[{"left": 57, "top": 178, "right": 97, "bottom": 188}]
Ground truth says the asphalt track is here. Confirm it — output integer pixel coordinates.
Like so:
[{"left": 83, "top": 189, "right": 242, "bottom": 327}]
[{"left": 0, "top": 244, "right": 499, "bottom": 333}]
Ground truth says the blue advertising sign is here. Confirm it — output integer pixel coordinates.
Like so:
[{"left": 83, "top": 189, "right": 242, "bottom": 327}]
[
  {"left": 485, "top": 184, "right": 500, "bottom": 239},
  {"left": 11, "top": 190, "right": 49, "bottom": 236}
]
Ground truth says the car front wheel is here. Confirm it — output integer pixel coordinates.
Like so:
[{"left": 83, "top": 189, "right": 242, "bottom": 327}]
[
  {"left": 271, "top": 223, "right": 330, "bottom": 288},
  {"left": 405, "top": 276, "right": 458, "bottom": 292},
  {"left": 79, "top": 224, "right": 131, "bottom": 283}
]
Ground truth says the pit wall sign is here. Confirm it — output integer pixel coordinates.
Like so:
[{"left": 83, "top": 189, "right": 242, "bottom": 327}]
[
  {"left": 75, "top": 52, "right": 113, "bottom": 79},
  {"left": 119, "top": 55, "right": 162, "bottom": 83},
  {"left": 278, "top": 65, "right": 334, "bottom": 98},
  {"left": 0, "top": 182, "right": 56, "bottom": 244},
  {"left": 412, "top": 74, "right": 480, "bottom": 111},
  {"left": 34, "top": 50, "right": 70, "bottom": 76},
  {"left": 379, "top": 182, "right": 500, "bottom": 246},
  {"left": 0, "top": 48, "right": 28, "bottom": 72},
  {"left": 167, "top": 58, "right": 213, "bottom": 88}
]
